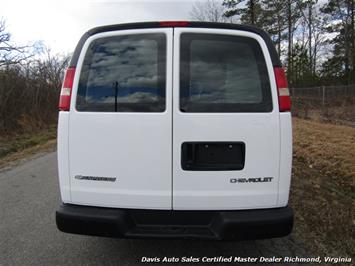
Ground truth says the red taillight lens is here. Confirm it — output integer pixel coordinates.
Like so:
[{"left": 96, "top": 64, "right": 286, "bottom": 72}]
[
  {"left": 274, "top": 67, "right": 291, "bottom": 112},
  {"left": 59, "top": 67, "right": 75, "bottom": 111},
  {"left": 159, "top": 21, "right": 189, "bottom": 27}
]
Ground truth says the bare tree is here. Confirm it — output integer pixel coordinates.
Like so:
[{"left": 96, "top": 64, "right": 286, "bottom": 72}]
[
  {"left": 0, "top": 39, "right": 70, "bottom": 133},
  {"left": 32, "top": 46, "right": 70, "bottom": 88},
  {"left": 190, "top": 0, "right": 233, "bottom": 23},
  {"left": 0, "top": 18, "right": 35, "bottom": 67},
  {"left": 294, "top": 1, "right": 326, "bottom": 80}
]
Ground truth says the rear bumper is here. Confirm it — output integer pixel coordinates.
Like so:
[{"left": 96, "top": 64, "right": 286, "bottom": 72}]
[{"left": 56, "top": 204, "right": 293, "bottom": 240}]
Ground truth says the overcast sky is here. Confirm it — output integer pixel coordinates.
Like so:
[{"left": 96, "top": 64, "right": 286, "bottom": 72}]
[{"left": 1, "top": 0, "right": 193, "bottom": 54}]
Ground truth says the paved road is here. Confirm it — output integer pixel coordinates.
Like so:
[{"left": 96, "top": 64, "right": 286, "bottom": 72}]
[{"left": 0, "top": 152, "right": 310, "bottom": 265}]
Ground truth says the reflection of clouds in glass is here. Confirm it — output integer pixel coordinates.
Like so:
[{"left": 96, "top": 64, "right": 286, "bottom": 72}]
[
  {"left": 187, "top": 39, "right": 262, "bottom": 104},
  {"left": 125, "top": 75, "right": 158, "bottom": 88},
  {"left": 86, "top": 93, "right": 163, "bottom": 104},
  {"left": 76, "top": 33, "right": 166, "bottom": 112},
  {"left": 87, "top": 38, "right": 158, "bottom": 89}
]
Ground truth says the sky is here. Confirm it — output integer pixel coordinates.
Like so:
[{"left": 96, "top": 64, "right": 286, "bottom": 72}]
[{"left": 1, "top": 0, "right": 193, "bottom": 54}]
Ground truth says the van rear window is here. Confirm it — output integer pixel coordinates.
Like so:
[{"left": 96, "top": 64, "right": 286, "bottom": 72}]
[
  {"left": 76, "top": 33, "right": 166, "bottom": 112},
  {"left": 180, "top": 33, "right": 272, "bottom": 112}
]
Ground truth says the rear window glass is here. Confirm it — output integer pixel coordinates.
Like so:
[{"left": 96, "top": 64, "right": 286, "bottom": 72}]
[
  {"left": 180, "top": 33, "right": 272, "bottom": 112},
  {"left": 76, "top": 33, "right": 166, "bottom": 112}
]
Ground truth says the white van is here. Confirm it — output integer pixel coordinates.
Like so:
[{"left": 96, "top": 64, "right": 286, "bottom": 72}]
[{"left": 56, "top": 21, "right": 293, "bottom": 240}]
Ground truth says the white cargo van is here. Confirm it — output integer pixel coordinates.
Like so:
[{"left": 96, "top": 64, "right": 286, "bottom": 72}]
[{"left": 56, "top": 21, "right": 293, "bottom": 240}]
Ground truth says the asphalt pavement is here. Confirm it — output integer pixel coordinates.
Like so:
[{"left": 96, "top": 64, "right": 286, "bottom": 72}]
[{"left": 0, "top": 152, "right": 311, "bottom": 265}]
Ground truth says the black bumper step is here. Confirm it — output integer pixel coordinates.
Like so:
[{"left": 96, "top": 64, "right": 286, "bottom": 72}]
[{"left": 56, "top": 204, "right": 293, "bottom": 240}]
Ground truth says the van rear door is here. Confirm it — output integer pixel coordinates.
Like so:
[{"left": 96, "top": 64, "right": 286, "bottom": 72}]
[
  {"left": 172, "top": 28, "right": 280, "bottom": 210},
  {"left": 68, "top": 28, "right": 173, "bottom": 209}
]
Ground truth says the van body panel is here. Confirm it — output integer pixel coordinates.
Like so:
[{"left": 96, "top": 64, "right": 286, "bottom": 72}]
[
  {"left": 172, "top": 28, "right": 280, "bottom": 210},
  {"left": 68, "top": 28, "right": 173, "bottom": 209},
  {"left": 57, "top": 112, "right": 71, "bottom": 202},
  {"left": 57, "top": 22, "right": 292, "bottom": 237},
  {"left": 64, "top": 27, "right": 285, "bottom": 210},
  {"left": 277, "top": 112, "right": 293, "bottom": 206}
]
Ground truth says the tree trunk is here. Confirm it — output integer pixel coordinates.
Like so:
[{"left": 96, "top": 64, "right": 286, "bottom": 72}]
[
  {"left": 308, "top": 3, "right": 312, "bottom": 77},
  {"left": 250, "top": 0, "right": 255, "bottom": 25},
  {"left": 351, "top": 0, "right": 354, "bottom": 83},
  {"left": 344, "top": 2, "right": 350, "bottom": 84},
  {"left": 313, "top": 40, "right": 317, "bottom": 78},
  {"left": 278, "top": 16, "right": 282, "bottom": 56},
  {"left": 287, "top": 0, "right": 293, "bottom": 84}
]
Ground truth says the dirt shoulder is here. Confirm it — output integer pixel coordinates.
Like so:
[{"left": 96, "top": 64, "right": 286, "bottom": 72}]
[
  {"left": 0, "top": 128, "right": 57, "bottom": 171},
  {"left": 290, "top": 118, "right": 354, "bottom": 258}
]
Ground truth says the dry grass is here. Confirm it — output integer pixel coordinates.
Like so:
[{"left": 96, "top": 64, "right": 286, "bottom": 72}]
[
  {"left": 292, "top": 96, "right": 355, "bottom": 126},
  {"left": 0, "top": 139, "right": 56, "bottom": 171},
  {"left": 0, "top": 128, "right": 57, "bottom": 170},
  {"left": 290, "top": 118, "right": 355, "bottom": 257}
]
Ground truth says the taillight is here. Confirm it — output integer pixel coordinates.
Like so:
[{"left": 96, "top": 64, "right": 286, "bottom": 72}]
[
  {"left": 59, "top": 67, "right": 75, "bottom": 111},
  {"left": 274, "top": 67, "right": 291, "bottom": 112},
  {"left": 159, "top": 21, "right": 189, "bottom": 27}
]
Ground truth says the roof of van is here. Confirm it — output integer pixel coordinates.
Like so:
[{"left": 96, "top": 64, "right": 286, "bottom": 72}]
[{"left": 69, "top": 21, "right": 282, "bottom": 68}]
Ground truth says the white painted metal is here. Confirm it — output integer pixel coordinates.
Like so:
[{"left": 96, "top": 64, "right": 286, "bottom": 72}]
[
  {"left": 172, "top": 28, "right": 282, "bottom": 210},
  {"left": 58, "top": 26, "right": 293, "bottom": 211},
  {"left": 277, "top": 112, "right": 293, "bottom": 207},
  {"left": 57, "top": 112, "right": 71, "bottom": 202},
  {"left": 67, "top": 28, "right": 173, "bottom": 209}
]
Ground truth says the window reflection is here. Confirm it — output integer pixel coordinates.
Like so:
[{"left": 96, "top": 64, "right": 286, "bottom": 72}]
[
  {"left": 180, "top": 34, "right": 272, "bottom": 112},
  {"left": 77, "top": 34, "right": 166, "bottom": 112}
]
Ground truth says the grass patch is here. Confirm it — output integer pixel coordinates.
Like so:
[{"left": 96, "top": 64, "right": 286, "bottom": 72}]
[
  {"left": 290, "top": 118, "right": 354, "bottom": 258},
  {"left": 0, "top": 126, "right": 57, "bottom": 159}
]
